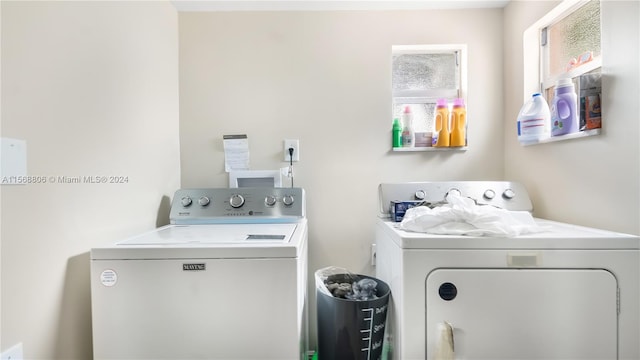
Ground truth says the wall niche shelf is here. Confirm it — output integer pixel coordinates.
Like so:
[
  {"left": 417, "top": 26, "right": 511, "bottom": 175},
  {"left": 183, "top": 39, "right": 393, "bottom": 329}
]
[
  {"left": 520, "top": 129, "right": 601, "bottom": 146},
  {"left": 392, "top": 147, "right": 468, "bottom": 152}
]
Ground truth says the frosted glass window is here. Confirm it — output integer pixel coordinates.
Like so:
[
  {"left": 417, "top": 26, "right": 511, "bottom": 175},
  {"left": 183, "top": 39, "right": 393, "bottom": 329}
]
[
  {"left": 391, "top": 45, "right": 466, "bottom": 133},
  {"left": 392, "top": 53, "right": 458, "bottom": 93},
  {"left": 542, "top": 0, "right": 601, "bottom": 82},
  {"left": 539, "top": 0, "right": 602, "bottom": 94}
]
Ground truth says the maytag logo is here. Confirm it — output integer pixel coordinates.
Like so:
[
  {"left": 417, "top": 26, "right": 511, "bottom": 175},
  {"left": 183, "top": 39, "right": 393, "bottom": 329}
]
[{"left": 183, "top": 263, "right": 206, "bottom": 271}]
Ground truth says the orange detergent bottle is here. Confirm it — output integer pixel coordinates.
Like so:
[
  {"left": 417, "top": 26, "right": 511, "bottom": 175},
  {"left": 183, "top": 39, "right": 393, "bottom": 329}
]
[
  {"left": 450, "top": 98, "right": 467, "bottom": 147},
  {"left": 434, "top": 98, "right": 450, "bottom": 147}
]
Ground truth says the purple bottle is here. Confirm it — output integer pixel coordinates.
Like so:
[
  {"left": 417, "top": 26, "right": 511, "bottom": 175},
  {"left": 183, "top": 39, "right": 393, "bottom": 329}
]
[{"left": 550, "top": 78, "right": 578, "bottom": 136}]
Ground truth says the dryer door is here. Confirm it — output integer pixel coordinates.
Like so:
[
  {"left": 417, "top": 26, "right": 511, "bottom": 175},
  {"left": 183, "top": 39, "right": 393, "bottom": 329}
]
[{"left": 426, "top": 269, "right": 618, "bottom": 360}]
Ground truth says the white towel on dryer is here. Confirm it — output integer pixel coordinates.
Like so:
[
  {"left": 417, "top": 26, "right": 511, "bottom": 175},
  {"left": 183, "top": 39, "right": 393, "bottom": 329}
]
[
  {"left": 399, "top": 192, "right": 547, "bottom": 237},
  {"left": 433, "top": 321, "right": 455, "bottom": 360}
]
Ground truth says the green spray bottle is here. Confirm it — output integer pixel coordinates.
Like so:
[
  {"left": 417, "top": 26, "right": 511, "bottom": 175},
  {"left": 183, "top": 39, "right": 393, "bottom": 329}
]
[{"left": 392, "top": 118, "right": 402, "bottom": 148}]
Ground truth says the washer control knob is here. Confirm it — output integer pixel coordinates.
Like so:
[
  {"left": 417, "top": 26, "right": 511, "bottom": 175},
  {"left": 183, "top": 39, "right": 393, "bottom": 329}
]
[
  {"left": 229, "top": 194, "right": 245, "bottom": 208},
  {"left": 265, "top": 195, "right": 277, "bottom": 207},
  {"left": 503, "top": 189, "right": 516, "bottom": 200},
  {"left": 198, "top": 196, "right": 210, "bottom": 206},
  {"left": 483, "top": 189, "right": 496, "bottom": 200},
  {"left": 181, "top": 196, "right": 193, "bottom": 207},
  {"left": 446, "top": 188, "right": 461, "bottom": 199},
  {"left": 282, "top": 194, "right": 295, "bottom": 206},
  {"left": 415, "top": 190, "right": 426, "bottom": 200}
]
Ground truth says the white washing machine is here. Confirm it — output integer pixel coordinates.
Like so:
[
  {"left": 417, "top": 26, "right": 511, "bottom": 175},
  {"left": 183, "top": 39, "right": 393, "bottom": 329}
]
[
  {"left": 375, "top": 181, "right": 640, "bottom": 360},
  {"left": 91, "top": 187, "right": 308, "bottom": 360}
]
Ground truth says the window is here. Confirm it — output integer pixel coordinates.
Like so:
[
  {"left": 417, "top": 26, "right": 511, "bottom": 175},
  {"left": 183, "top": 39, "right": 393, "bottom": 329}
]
[
  {"left": 391, "top": 45, "right": 467, "bottom": 139},
  {"left": 542, "top": 1, "right": 600, "bottom": 79},
  {"left": 525, "top": 0, "right": 601, "bottom": 98},
  {"left": 541, "top": 0, "right": 601, "bottom": 99}
]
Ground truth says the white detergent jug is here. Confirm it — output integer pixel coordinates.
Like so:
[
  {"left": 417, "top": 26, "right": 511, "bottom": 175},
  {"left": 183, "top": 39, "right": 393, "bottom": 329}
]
[{"left": 517, "top": 93, "right": 551, "bottom": 144}]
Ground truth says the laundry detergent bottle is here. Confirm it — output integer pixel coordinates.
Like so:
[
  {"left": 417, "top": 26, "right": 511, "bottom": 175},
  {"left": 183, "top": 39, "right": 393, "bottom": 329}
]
[
  {"left": 550, "top": 78, "right": 578, "bottom": 136},
  {"left": 433, "top": 99, "right": 450, "bottom": 147},
  {"left": 450, "top": 98, "right": 467, "bottom": 147},
  {"left": 517, "top": 93, "right": 551, "bottom": 143}
]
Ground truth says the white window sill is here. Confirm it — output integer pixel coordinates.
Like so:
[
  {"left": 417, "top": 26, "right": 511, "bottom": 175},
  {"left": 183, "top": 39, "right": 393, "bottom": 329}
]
[
  {"left": 520, "top": 128, "right": 601, "bottom": 146},
  {"left": 392, "top": 146, "right": 468, "bottom": 152}
]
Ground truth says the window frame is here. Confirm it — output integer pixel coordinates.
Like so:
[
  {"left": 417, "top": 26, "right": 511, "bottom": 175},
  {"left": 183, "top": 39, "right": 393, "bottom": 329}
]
[
  {"left": 392, "top": 44, "right": 467, "bottom": 103},
  {"left": 523, "top": 0, "right": 602, "bottom": 102}
]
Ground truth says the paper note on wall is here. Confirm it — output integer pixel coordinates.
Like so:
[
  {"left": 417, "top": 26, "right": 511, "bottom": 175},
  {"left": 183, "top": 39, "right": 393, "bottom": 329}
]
[{"left": 223, "top": 134, "right": 250, "bottom": 172}]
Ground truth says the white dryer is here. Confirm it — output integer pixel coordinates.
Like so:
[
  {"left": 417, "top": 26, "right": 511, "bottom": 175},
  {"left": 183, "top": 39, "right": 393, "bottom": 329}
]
[
  {"left": 375, "top": 181, "right": 639, "bottom": 360},
  {"left": 91, "top": 187, "right": 308, "bottom": 360}
]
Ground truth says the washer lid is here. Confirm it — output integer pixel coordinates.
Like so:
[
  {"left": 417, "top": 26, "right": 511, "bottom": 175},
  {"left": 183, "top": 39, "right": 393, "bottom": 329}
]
[
  {"left": 379, "top": 218, "right": 640, "bottom": 250},
  {"left": 121, "top": 224, "right": 297, "bottom": 245},
  {"left": 91, "top": 222, "right": 305, "bottom": 260}
]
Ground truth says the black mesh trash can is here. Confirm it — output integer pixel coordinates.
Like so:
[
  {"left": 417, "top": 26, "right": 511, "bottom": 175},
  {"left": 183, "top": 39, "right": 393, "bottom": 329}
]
[{"left": 316, "top": 274, "right": 390, "bottom": 360}]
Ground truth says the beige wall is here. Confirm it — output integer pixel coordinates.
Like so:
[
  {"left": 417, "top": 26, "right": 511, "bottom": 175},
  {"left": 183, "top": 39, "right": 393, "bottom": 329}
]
[
  {"left": 1, "top": 2, "right": 180, "bottom": 358},
  {"left": 179, "top": 8, "right": 505, "bottom": 348},
  {"left": 503, "top": 0, "right": 640, "bottom": 235}
]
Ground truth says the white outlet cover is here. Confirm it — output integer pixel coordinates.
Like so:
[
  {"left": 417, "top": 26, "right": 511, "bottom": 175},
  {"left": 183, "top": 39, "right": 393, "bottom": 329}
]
[{"left": 283, "top": 139, "right": 299, "bottom": 162}]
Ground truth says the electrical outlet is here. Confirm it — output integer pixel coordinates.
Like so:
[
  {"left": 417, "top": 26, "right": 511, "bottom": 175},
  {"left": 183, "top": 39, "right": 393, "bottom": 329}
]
[
  {"left": 283, "top": 139, "right": 300, "bottom": 162},
  {"left": 1, "top": 343, "right": 23, "bottom": 360}
]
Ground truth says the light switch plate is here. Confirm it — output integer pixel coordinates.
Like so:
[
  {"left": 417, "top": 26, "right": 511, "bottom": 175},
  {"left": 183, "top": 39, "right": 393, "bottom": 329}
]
[{"left": 1, "top": 138, "right": 27, "bottom": 184}]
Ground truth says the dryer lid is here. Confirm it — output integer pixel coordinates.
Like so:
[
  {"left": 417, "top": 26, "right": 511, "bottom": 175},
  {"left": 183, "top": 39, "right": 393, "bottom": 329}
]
[{"left": 379, "top": 218, "right": 639, "bottom": 250}]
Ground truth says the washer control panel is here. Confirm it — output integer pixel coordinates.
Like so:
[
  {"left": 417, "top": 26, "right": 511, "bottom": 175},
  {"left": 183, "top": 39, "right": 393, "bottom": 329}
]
[
  {"left": 170, "top": 187, "right": 305, "bottom": 224},
  {"left": 378, "top": 181, "right": 533, "bottom": 217}
]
